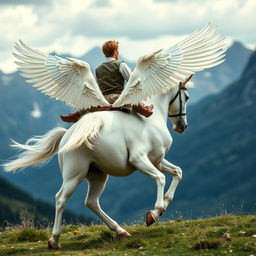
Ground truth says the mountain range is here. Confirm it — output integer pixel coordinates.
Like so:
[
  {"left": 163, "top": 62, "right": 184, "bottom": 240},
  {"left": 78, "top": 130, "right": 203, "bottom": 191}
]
[
  {"left": 190, "top": 41, "right": 252, "bottom": 103},
  {"left": 0, "top": 42, "right": 254, "bottom": 223},
  {"left": 0, "top": 176, "right": 93, "bottom": 226}
]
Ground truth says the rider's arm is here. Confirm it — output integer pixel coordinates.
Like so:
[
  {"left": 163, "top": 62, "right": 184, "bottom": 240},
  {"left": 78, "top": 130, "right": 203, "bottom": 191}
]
[{"left": 119, "top": 62, "right": 131, "bottom": 82}]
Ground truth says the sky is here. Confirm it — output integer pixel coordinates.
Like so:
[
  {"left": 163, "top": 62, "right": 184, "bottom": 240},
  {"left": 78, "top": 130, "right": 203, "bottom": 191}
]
[{"left": 0, "top": 0, "right": 255, "bottom": 73}]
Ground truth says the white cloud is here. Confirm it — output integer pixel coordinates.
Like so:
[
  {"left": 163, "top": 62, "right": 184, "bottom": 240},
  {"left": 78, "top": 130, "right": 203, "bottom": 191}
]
[
  {"left": 119, "top": 34, "right": 188, "bottom": 62},
  {"left": 0, "top": 0, "right": 51, "bottom": 5},
  {"left": 0, "top": 6, "right": 38, "bottom": 35},
  {"left": 0, "top": 0, "right": 255, "bottom": 73}
]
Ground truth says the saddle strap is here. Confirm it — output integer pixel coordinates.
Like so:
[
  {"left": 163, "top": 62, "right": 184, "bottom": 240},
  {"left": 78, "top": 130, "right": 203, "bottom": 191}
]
[{"left": 92, "top": 106, "right": 130, "bottom": 113}]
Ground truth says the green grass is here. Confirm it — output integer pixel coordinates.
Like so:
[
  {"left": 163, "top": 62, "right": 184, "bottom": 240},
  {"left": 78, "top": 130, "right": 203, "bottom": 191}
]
[{"left": 0, "top": 215, "right": 256, "bottom": 255}]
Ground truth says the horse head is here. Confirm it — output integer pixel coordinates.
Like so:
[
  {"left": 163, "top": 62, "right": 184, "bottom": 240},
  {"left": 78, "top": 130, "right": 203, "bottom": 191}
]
[{"left": 168, "top": 76, "right": 192, "bottom": 134}]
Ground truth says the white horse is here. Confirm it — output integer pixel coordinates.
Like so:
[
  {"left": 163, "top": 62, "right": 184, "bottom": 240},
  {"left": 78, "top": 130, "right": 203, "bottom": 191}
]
[
  {"left": 4, "top": 79, "right": 190, "bottom": 249},
  {"left": 3, "top": 23, "right": 226, "bottom": 249}
]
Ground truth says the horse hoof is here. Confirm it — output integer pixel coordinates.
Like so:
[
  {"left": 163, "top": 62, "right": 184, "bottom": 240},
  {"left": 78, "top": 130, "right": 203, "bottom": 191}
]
[
  {"left": 118, "top": 231, "right": 132, "bottom": 237},
  {"left": 146, "top": 210, "right": 156, "bottom": 227},
  {"left": 48, "top": 239, "right": 61, "bottom": 250}
]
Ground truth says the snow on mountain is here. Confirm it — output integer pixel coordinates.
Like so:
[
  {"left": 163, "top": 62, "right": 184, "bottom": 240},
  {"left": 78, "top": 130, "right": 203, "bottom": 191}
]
[{"left": 30, "top": 102, "right": 42, "bottom": 119}]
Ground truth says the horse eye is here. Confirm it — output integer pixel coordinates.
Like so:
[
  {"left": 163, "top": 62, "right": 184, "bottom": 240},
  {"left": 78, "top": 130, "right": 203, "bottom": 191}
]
[{"left": 185, "top": 92, "right": 190, "bottom": 101}]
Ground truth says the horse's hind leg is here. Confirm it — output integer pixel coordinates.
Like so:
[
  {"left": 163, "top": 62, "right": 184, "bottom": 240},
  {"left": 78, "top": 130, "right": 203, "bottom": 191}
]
[
  {"left": 48, "top": 152, "right": 90, "bottom": 249},
  {"left": 85, "top": 166, "right": 131, "bottom": 237}
]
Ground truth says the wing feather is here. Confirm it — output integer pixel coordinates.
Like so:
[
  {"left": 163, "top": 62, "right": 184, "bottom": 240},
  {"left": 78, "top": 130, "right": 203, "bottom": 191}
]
[
  {"left": 113, "top": 23, "right": 226, "bottom": 108},
  {"left": 13, "top": 40, "right": 109, "bottom": 109}
]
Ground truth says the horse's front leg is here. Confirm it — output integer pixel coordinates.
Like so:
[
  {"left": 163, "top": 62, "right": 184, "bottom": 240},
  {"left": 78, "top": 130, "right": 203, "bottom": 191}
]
[
  {"left": 129, "top": 153, "right": 166, "bottom": 226},
  {"left": 157, "top": 158, "right": 182, "bottom": 212}
]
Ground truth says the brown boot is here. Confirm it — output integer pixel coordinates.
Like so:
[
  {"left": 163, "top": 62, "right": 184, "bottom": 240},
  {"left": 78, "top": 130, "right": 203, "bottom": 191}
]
[
  {"left": 134, "top": 103, "right": 154, "bottom": 117},
  {"left": 60, "top": 111, "right": 81, "bottom": 123}
]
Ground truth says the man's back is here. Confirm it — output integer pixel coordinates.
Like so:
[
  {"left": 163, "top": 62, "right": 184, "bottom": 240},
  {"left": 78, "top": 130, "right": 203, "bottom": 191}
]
[{"left": 96, "top": 60, "right": 124, "bottom": 94}]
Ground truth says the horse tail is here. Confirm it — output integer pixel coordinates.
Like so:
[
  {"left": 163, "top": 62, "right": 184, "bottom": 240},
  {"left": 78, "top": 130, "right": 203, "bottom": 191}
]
[
  {"left": 59, "top": 114, "right": 104, "bottom": 153},
  {"left": 3, "top": 127, "right": 67, "bottom": 172}
]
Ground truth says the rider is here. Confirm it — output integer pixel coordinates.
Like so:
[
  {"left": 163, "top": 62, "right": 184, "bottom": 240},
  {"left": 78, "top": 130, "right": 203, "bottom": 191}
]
[{"left": 61, "top": 40, "right": 153, "bottom": 123}]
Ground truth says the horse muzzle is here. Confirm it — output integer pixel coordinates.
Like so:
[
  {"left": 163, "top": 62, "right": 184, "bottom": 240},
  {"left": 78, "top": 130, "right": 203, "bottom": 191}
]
[{"left": 173, "top": 119, "right": 187, "bottom": 134}]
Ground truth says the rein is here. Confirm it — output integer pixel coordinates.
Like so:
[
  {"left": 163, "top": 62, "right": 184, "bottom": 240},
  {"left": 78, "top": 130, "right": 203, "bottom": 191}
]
[{"left": 168, "top": 85, "right": 187, "bottom": 118}]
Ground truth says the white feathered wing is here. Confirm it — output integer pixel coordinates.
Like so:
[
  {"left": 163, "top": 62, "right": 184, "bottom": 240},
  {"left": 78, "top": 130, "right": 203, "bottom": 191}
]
[
  {"left": 13, "top": 40, "right": 109, "bottom": 110},
  {"left": 113, "top": 23, "right": 227, "bottom": 108}
]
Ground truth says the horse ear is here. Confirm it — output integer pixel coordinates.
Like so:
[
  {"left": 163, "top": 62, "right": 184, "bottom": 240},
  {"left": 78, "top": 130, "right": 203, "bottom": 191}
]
[
  {"left": 184, "top": 74, "right": 194, "bottom": 88},
  {"left": 180, "top": 74, "right": 193, "bottom": 88},
  {"left": 186, "top": 74, "right": 193, "bottom": 83}
]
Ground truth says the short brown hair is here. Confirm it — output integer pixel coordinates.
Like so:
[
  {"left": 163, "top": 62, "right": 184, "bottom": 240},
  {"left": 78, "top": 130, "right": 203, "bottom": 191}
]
[{"left": 102, "top": 40, "right": 119, "bottom": 57}]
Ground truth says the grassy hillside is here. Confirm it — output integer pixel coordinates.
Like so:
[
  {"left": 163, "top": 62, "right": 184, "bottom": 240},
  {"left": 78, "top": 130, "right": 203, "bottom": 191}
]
[{"left": 0, "top": 215, "right": 255, "bottom": 255}]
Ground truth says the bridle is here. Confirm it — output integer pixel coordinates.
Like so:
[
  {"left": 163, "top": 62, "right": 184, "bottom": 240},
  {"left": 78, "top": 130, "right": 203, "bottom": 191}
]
[{"left": 168, "top": 84, "right": 187, "bottom": 118}]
